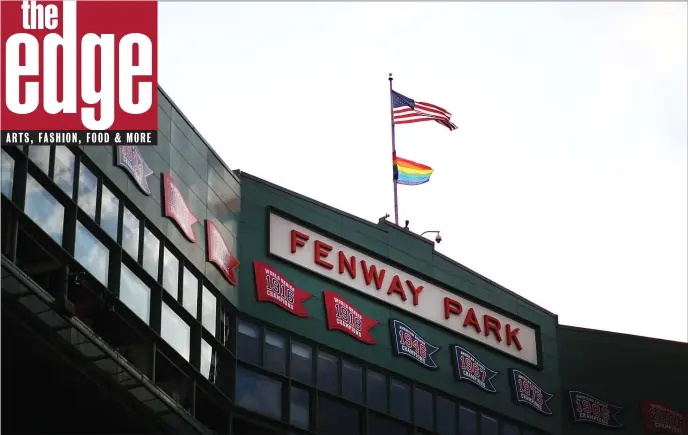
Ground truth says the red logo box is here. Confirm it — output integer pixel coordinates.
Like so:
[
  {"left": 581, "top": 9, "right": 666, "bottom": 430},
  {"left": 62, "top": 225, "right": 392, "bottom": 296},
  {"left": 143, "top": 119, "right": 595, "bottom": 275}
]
[{"left": 1, "top": 0, "right": 158, "bottom": 146}]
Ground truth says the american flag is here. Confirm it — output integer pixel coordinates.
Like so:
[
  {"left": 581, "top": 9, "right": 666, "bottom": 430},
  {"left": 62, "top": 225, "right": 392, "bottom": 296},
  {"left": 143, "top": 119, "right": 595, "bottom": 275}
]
[{"left": 392, "top": 90, "right": 457, "bottom": 131}]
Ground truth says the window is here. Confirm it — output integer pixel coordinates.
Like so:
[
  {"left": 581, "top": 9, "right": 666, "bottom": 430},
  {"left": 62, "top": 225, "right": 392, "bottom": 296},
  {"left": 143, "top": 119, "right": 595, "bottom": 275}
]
[
  {"left": 161, "top": 303, "right": 190, "bottom": 361},
  {"left": 264, "top": 330, "right": 286, "bottom": 375},
  {"left": 502, "top": 423, "right": 520, "bottom": 435},
  {"left": 235, "top": 366, "right": 282, "bottom": 420},
  {"left": 480, "top": 415, "right": 498, "bottom": 435},
  {"left": 342, "top": 360, "right": 363, "bottom": 403},
  {"left": 201, "top": 286, "right": 216, "bottom": 335},
  {"left": 414, "top": 387, "right": 434, "bottom": 430},
  {"left": 142, "top": 227, "right": 160, "bottom": 279},
  {"left": 290, "top": 340, "right": 313, "bottom": 385},
  {"left": 458, "top": 407, "right": 478, "bottom": 435},
  {"left": 74, "top": 221, "right": 109, "bottom": 286},
  {"left": 28, "top": 146, "right": 50, "bottom": 173},
  {"left": 237, "top": 320, "right": 260, "bottom": 365},
  {"left": 436, "top": 396, "right": 456, "bottom": 435},
  {"left": 290, "top": 386, "right": 310, "bottom": 429},
  {"left": 368, "top": 413, "right": 408, "bottom": 435},
  {"left": 2, "top": 150, "right": 14, "bottom": 197},
  {"left": 119, "top": 264, "right": 151, "bottom": 324},
  {"left": 317, "top": 350, "right": 339, "bottom": 394},
  {"left": 100, "top": 185, "right": 119, "bottom": 240},
  {"left": 221, "top": 309, "right": 231, "bottom": 346},
  {"left": 182, "top": 267, "right": 198, "bottom": 317},
  {"left": 317, "top": 395, "right": 361, "bottom": 435},
  {"left": 122, "top": 207, "right": 140, "bottom": 260},
  {"left": 25, "top": 175, "right": 64, "bottom": 245},
  {"left": 390, "top": 379, "right": 411, "bottom": 422},
  {"left": 200, "top": 339, "right": 215, "bottom": 381},
  {"left": 162, "top": 247, "right": 179, "bottom": 298},
  {"left": 367, "top": 370, "right": 388, "bottom": 412},
  {"left": 77, "top": 163, "right": 97, "bottom": 219},
  {"left": 53, "top": 146, "right": 75, "bottom": 196}
]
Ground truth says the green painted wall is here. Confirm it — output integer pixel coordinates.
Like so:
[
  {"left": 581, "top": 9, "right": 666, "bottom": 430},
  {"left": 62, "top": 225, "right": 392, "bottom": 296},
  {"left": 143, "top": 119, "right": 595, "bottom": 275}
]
[
  {"left": 237, "top": 173, "right": 562, "bottom": 434},
  {"left": 558, "top": 326, "right": 688, "bottom": 434}
]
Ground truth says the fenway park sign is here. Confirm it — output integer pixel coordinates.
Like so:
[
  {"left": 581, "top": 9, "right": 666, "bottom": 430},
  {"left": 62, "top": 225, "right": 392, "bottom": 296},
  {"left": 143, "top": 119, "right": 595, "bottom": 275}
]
[{"left": 268, "top": 213, "right": 539, "bottom": 365}]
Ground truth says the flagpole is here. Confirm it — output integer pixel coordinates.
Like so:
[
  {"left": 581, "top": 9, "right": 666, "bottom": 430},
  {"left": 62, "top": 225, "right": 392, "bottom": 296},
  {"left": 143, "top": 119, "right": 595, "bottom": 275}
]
[{"left": 389, "top": 73, "right": 400, "bottom": 226}]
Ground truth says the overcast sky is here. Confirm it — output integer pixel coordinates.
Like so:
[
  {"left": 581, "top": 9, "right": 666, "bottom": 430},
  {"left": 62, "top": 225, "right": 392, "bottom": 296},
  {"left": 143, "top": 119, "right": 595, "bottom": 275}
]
[{"left": 158, "top": 2, "right": 687, "bottom": 342}]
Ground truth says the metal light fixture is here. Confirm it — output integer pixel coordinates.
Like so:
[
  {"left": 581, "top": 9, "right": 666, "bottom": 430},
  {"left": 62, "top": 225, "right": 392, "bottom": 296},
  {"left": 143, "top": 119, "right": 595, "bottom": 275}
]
[{"left": 420, "top": 230, "right": 442, "bottom": 244}]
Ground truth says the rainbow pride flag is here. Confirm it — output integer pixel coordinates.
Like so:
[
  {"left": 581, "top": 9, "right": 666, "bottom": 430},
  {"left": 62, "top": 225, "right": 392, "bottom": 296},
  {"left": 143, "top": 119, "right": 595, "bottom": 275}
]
[{"left": 393, "top": 155, "right": 434, "bottom": 186}]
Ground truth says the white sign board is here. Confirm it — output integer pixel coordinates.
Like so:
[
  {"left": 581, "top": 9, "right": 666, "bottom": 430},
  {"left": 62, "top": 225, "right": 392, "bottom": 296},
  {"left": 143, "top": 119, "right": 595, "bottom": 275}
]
[{"left": 269, "top": 213, "right": 539, "bottom": 365}]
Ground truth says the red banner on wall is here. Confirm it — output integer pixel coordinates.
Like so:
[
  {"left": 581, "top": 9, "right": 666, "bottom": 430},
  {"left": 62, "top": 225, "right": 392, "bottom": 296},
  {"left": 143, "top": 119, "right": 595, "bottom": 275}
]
[
  {"left": 323, "top": 290, "right": 379, "bottom": 345},
  {"left": 253, "top": 261, "right": 312, "bottom": 317},
  {"left": 640, "top": 401, "right": 686, "bottom": 434},
  {"left": 163, "top": 172, "right": 198, "bottom": 243},
  {"left": 206, "top": 220, "right": 239, "bottom": 286}
]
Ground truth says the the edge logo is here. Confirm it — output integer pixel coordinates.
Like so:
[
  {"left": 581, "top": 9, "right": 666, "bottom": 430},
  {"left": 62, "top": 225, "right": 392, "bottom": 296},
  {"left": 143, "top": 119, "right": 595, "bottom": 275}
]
[{"left": 1, "top": 1, "right": 158, "bottom": 146}]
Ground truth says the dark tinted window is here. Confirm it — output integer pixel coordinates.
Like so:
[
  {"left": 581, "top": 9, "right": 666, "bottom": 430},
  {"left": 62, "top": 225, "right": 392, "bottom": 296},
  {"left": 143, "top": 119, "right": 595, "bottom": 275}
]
[
  {"left": 368, "top": 413, "right": 408, "bottom": 435},
  {"left": 390, "top": 379, "right": 411, "bottom": 421},
  {"left": 119, "top": 264, "right": 151, "bottom": 324},
  {"left": 436, "top": 396, "right": 456, "bottom": 435},
  {"left": 182, "top": 267, "right": 198, "bottom": 317},
  {"left": 53, "top": 146, "right": 75, "bottom": 196},
  {"left": 342, "top": 360, "right": 363, "bottom": 403},
  {"left": 291, "top": 340, "right": 313, "bottom": 384},
  {"left": 161, "top": 303, "right": 190, "bottom": 361},
  {"left": 162, "top": 247, "right": 179, "bottom": 298},
  {"left": 237, "top": 320, "right": 260, "bottom": 365},
  {"left": 235, "top": 366, "right": 282, "bottom": 420},
  {"left": 366, "top": 369, "right": 387, "bottom": 412},
  {"left": 414, "top": 386, "right": 434, "bottom": 430},
  {"left": 74, "top": 221, "right": 109, "bottom": 286},
  {"left": 458, "top": 407, "right": 478, "bottom": 435},
  {"left": 77, "top": 163, "right": 97, "bottom": 219},
  {"left": 28, "top": 147, "right": 50, "bottom": 173},
  {"left": 481, "top": 415, "right": 498, "bottom": 435},
  {"left": 200, "top": 339, "right": 215, "bottom": 380},
  {"left": 201, "top": 286, "right": 216, "bottom": 336},
  {"left": 290, "top": 386, "right": 310, "bottom": 429},
  {"left": 142, "top": 227, "right": 160, "bottom": 279},
  {"left": 317, "top": 396, "right": 360, "bottom": 435},
  {"left": 503, "top": 423, "right": 520, "bottom": 435},
  {"left": 1, "top": 149, "right": 14, "bottom": 197},
  {"left": 122, "top": 206, "right": 140, "bottom": 260},
  {"left": 317, "top": 350, "right": 339, "bottom": 394},
  {"left": 25, "top": 175, "right": 64, "bottom": 244},
  {"left": 264, "top": 330, "right": 286, "bottom": 375},
  {"left": 100, "top": 185, "right": 119, "bottom": 240}
]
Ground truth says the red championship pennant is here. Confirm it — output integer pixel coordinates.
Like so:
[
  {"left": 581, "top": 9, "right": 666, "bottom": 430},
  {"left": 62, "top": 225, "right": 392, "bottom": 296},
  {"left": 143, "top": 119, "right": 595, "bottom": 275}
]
[
  {"left": 206, "top": 220, "right": 239, "bottom": 286},
  {"left": 323, "top": 290, "right": 379, "bottom": 345},
  {"left": 641, "top": 401, "right": 686, "bottom": 435},
  {"left": 163, "top": 172, "right": 198, "bottom": 243},
  {"left": 253, "top": 261, "right": 312, "bottom": 317}
]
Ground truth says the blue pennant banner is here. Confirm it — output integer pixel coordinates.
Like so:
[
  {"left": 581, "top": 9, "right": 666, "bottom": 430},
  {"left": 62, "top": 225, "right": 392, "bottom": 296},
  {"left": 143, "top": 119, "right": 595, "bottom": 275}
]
[
  {"left": 509, "top": 369, "right": 554, "bottom": 416},
  {"left": 568, "top": 390, "right": 624, "bottom": 428},
  {"left": 390, "top": 319, "right": 440, "bottom": 369},
  {"left": 452, "top": 346, "right": 499, "bottom": 393}
]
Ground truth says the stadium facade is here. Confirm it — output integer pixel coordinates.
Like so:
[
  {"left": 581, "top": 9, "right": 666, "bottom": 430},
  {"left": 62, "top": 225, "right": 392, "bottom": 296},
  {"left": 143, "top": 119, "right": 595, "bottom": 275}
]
[{"left": 2, "top": 86, "right": 686, "bottom": 435}]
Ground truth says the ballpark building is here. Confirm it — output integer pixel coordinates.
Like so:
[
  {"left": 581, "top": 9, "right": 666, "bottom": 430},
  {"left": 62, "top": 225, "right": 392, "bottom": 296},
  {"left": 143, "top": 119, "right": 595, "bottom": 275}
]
[{"left": 2, "top": 87, "right": 686, "bottom": 435}]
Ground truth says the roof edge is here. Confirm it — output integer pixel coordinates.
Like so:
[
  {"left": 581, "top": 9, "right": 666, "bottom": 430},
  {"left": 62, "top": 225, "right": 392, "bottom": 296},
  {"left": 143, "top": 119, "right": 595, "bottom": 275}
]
[
  {"left": 157, "top": 84, "right": 240, "bottom": 185},
  {"left": 557, "top": 324, "right": 688, "bottom": 346},
  {"left": 238, "top": 170, "right": 559, "bottom": 319}
]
